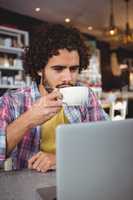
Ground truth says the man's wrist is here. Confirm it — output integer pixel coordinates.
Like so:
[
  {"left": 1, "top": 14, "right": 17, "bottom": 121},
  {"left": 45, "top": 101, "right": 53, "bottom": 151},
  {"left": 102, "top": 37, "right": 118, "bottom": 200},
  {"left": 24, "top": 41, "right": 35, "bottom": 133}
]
[{"left": 20, "top": 110, "right": 34, "bottom": 130}]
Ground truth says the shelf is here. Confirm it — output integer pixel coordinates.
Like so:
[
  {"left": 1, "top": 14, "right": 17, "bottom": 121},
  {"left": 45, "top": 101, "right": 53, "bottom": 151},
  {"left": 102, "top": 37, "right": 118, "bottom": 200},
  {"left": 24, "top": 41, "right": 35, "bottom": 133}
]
[
  {"left": 0, "top": 25, "right": 29, "bottom": 46},
  {"left": 0, "top": 84, "right": 24, "bottom": 89},
  {"left": 0, "top": 65, "right": 23, "bottom": 71},
  {"left": 0, "top": 26, "right": 29, "bottom": 93},
  {"left": 0, "top": 46, "right": 24, "bottom": 55}
]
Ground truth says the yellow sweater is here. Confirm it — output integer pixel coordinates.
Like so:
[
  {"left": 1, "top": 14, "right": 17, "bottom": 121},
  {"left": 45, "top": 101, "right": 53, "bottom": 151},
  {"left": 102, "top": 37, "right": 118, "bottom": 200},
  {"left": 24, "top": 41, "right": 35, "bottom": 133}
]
[{"left": 40, "top": 108, "right": 69, "bottom": 154}]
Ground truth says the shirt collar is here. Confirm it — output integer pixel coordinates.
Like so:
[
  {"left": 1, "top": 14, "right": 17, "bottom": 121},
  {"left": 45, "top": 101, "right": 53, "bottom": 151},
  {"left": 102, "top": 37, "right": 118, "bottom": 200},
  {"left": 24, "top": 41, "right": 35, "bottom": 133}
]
[{"left": 31, "top": 82, "right": 41, "bottom": 101}]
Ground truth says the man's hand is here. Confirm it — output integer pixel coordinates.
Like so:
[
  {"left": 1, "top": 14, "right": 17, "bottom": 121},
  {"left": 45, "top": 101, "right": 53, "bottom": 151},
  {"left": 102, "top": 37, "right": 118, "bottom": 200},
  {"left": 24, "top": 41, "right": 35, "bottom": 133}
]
[
  {"left": 26, "top": 89, "right": 62, "bottom": 128},
  {"left": 28, "top": 151, "right": 56, "bottom": 173}
]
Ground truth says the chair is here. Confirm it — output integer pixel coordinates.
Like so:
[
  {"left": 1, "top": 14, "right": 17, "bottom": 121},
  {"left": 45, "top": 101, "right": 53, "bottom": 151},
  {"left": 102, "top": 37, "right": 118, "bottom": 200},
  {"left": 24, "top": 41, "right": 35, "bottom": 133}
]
[{"left": 109, "top": 100, "right": 127, "bottom": 120}]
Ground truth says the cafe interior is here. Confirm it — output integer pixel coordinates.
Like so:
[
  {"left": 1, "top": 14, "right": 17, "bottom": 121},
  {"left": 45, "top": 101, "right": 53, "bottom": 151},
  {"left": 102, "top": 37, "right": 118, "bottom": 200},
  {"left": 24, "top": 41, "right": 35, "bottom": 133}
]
[
  {"left": 0, "top": 1, "right": 133, "bottom": 199},
  {"left": 0, "top": 0, "right": 133, "bottom": 119},
  {"left": 0, "top": 0, "right": 133, "bottom": 120}
]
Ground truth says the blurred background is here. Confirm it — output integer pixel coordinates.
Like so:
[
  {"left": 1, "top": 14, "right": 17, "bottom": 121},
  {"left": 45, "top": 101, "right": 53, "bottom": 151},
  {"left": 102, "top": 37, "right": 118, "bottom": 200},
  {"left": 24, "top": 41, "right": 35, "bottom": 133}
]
[{"left": 0, "top": 0, "right": 133, "bottom": 119}]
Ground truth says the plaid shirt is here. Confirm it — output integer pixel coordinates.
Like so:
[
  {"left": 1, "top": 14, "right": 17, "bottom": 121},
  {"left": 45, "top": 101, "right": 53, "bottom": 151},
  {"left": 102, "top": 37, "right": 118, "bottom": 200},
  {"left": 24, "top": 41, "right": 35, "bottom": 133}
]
[{"left": 0, "top": 82, "right": 108, "bottom": 169}]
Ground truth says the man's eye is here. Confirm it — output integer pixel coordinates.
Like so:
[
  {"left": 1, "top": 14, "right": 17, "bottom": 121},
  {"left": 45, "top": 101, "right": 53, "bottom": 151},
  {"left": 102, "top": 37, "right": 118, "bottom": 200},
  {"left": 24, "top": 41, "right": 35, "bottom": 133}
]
[
  {"left": 70, "top": 67, "right": 79, "bottom": 72},
  {"left": 54, "top": 68, "right": 63, "bottom": 72}
]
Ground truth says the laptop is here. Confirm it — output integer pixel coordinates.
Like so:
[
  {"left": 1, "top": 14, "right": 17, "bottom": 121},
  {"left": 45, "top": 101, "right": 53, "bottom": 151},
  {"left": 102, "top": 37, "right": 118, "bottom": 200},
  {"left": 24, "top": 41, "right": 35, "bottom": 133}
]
[
  {"left": 36, "top": 119, "right": 133, "bottom": 200},
  {"left": 56, "top": 119, "right": 133, "bottom": 200}
]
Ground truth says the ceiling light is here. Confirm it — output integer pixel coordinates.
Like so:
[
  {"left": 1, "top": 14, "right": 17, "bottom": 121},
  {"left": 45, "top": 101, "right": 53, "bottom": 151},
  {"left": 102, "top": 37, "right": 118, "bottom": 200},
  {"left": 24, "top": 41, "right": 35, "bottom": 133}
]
[
  {"left": 88, "top": 26, "right": 93, "bottom": 31},
  {"left": 122, "top": 0, "right": 133, "bottom": 44},
  {"left": 104, "top": 0, "right": 133, "bottom": 46},
  {"left": 109, "top": 29, "right": 117, "bottom": 36},
  {"left": 106, "top": 0, "right": 119, "bottom": 37},
  {"left": 35, "top": 8, "right": 40, "bottom": 12},
  {"left": 65, "top": 18, "right": 71, "bottom": 23}
]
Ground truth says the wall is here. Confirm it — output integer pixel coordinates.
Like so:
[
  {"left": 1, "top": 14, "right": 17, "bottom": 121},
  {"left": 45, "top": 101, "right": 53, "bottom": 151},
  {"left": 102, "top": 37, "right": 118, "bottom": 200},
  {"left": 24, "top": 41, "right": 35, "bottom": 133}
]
[{"left": 1, "top": 7, "right": 133, "bottom": 91}]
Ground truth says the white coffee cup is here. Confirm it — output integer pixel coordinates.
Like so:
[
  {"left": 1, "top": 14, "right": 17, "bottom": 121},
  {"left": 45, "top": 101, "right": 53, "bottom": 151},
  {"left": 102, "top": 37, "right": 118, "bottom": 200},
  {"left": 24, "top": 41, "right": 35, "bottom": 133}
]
[{"left": 59, "top": 86, "right": 88, "bottom": 106}]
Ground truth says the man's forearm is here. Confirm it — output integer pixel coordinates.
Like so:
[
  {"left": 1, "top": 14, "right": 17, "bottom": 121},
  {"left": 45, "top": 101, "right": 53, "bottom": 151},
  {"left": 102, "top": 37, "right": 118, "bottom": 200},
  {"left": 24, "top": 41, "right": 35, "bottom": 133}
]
[{"left": 6, "top": 111, "right": 33, "bottom": 154}]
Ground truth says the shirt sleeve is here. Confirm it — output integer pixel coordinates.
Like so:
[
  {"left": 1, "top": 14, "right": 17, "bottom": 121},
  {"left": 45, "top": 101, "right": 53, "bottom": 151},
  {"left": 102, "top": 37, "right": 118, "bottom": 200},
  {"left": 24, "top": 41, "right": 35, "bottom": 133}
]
[
  {"left": 0, "top": 95, "right": 13, "bottom": 165},
  {"left": 84, "top": 88, "right": 110, "bottom": 121}
]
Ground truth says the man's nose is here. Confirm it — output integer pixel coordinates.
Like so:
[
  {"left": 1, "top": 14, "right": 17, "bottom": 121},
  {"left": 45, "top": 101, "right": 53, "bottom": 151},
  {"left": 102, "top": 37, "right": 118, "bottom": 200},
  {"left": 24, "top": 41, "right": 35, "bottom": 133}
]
[{"left": 62, "top": 69, "right": 72, "bottom": 82}]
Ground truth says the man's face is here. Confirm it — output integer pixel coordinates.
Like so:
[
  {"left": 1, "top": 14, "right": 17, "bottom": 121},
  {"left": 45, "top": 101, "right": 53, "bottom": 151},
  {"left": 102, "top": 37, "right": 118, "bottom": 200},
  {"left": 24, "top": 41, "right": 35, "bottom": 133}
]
[{"left": 43, "top": 49, "right": 80, "bottom": 89}]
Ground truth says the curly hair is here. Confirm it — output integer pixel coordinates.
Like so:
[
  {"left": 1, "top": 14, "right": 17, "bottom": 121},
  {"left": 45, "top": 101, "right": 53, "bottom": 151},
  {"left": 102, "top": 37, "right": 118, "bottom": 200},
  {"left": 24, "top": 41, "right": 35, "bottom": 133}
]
[{"left": 23, "top": 23, "right": 90, "bottom": 81}]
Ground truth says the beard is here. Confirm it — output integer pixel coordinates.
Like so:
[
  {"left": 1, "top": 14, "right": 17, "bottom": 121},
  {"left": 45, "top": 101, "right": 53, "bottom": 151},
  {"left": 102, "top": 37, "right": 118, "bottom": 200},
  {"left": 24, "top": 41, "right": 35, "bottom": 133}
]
[{"left": 43, "top": 77, "right": 75, "bottom": 93}]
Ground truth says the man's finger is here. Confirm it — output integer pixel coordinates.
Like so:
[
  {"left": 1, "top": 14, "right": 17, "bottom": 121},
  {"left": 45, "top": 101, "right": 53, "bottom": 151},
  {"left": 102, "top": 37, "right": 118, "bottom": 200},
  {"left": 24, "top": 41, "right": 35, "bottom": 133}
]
[
  {"left": 32, "top": 153, "right": 46, "bottom": 169},
  {"left": 28, "top": 151, "right": 42, "bottom": 168},
  {"left": 40, "top": 161, "right": 51, "bottom": 173},
  {"left": 48, "top": 89, "right": 61, "bottom": 101}
]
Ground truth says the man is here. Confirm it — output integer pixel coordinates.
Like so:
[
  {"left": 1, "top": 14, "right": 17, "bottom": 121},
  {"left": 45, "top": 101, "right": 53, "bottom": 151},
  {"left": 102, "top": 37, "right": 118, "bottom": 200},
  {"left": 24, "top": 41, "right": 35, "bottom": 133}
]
[{"left": 0, "top": 23, "right": 108, "bottom": 172}]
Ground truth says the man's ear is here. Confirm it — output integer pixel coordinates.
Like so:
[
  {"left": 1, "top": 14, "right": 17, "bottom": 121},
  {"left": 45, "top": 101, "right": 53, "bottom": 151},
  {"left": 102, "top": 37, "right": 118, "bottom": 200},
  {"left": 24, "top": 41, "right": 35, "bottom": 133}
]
[
  {"left": 37, "top": 71, "right": 42, "bottom": 77},
  {"left": 36, "top": 71, "right": 43, "bottom": 85}
]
